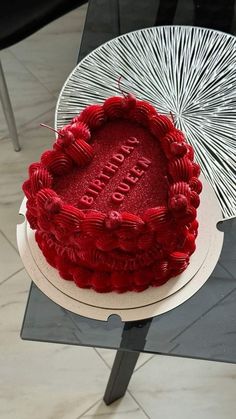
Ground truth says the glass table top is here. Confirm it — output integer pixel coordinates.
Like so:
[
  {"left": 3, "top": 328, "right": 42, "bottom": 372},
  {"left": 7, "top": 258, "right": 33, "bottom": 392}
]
[
  {"left": 21, "top": 217, "right": 236, "bottom": 363},
  {"left": 78, "top": 0, "right": 236, "bottom": 62},
  {"left": 21, "top": 0, "right": 236, "bottom": 363}
]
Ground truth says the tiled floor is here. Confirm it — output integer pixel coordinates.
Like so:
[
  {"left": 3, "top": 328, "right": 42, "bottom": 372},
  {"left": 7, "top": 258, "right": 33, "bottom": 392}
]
[{"left": 0, "top": 4, "right": 236, "bottom": 418}]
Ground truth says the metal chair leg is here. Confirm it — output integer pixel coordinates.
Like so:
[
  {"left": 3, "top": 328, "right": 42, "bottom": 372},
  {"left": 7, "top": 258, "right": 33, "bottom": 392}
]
[{"left": 0, "top": 59, "right": 20, "bottom": 151}]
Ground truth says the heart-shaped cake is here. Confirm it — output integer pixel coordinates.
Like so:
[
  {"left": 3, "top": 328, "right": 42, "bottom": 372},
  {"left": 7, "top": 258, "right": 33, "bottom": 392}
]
[{"left": 22, "top": 94, "right": 202, "bottom": 293}]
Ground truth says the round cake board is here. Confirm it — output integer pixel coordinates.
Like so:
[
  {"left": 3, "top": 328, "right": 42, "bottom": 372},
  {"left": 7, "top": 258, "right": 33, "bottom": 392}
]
[{"left": 17, "top": 178, "right": 223, "bottom": 321}]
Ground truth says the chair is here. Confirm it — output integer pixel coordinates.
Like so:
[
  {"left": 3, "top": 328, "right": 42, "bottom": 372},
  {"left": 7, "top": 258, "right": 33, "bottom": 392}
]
[{"left": 0, "top": 0, "right": 87, "bottom": 151}]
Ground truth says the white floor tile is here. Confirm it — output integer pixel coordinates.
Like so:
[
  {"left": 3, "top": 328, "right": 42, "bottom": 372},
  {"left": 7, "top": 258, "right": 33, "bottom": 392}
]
[
  {"left": 0, "top": 268, "right": 29, "bottom": 341},
  {"left": 0, "top": 50, "right": 55, "bottom": 139},
  {"left": 10, "top": 5, "right": 88, "bottom": 97},
  {"left": 129, "top": 354, "right": 236, "bottom": 419},
  {"left": 80, "top": 393, "right": 148, "bottom": 418},
  {"left": 0, "top": 269, "right": 113, "bottom": 419},
  {"left": 0, "top": 231, "right": 22, "bottom": 282}
]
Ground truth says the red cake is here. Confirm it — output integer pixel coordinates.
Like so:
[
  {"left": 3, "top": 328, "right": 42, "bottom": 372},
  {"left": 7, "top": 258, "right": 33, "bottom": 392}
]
[{"left": 22, "top": 93, "right": 202, "bottom": 293}]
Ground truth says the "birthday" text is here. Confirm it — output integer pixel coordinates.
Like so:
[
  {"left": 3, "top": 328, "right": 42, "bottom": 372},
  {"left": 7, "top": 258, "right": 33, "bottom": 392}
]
[{"left": 79, "top": 137, "right": 151, "bottom": 207}]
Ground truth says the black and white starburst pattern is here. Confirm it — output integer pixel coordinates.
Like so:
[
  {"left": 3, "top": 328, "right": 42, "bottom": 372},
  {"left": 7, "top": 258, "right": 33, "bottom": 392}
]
[{"left": 56, "top": 26, "right": 236, "bottom": 218}]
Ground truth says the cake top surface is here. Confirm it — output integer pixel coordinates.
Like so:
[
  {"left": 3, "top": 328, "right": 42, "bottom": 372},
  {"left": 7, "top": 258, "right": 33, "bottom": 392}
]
[{"left": 53, "top": 119, "right": 168, "bottom": 215}]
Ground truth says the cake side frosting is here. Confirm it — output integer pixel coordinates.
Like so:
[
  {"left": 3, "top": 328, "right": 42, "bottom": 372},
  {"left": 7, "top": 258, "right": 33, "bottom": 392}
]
[{"left": 22, "top": 94, "right": 202, "bottom": 293}]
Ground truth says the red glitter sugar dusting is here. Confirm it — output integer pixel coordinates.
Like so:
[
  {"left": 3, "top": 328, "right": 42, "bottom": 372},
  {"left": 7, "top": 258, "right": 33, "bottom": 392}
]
[{"left": 53, "top": 120, "right": 168, "bottom": 215}]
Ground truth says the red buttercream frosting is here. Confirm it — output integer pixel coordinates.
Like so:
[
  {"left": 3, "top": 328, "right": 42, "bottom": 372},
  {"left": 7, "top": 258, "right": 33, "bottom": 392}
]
[{"left": 22, "top": 94, "right": 202, "bottom": 293}]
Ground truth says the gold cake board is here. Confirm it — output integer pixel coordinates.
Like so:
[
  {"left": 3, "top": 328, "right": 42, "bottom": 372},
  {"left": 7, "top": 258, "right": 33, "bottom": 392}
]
[{"left": 17, "top": 178, "right": 223, "bottom": 321}]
